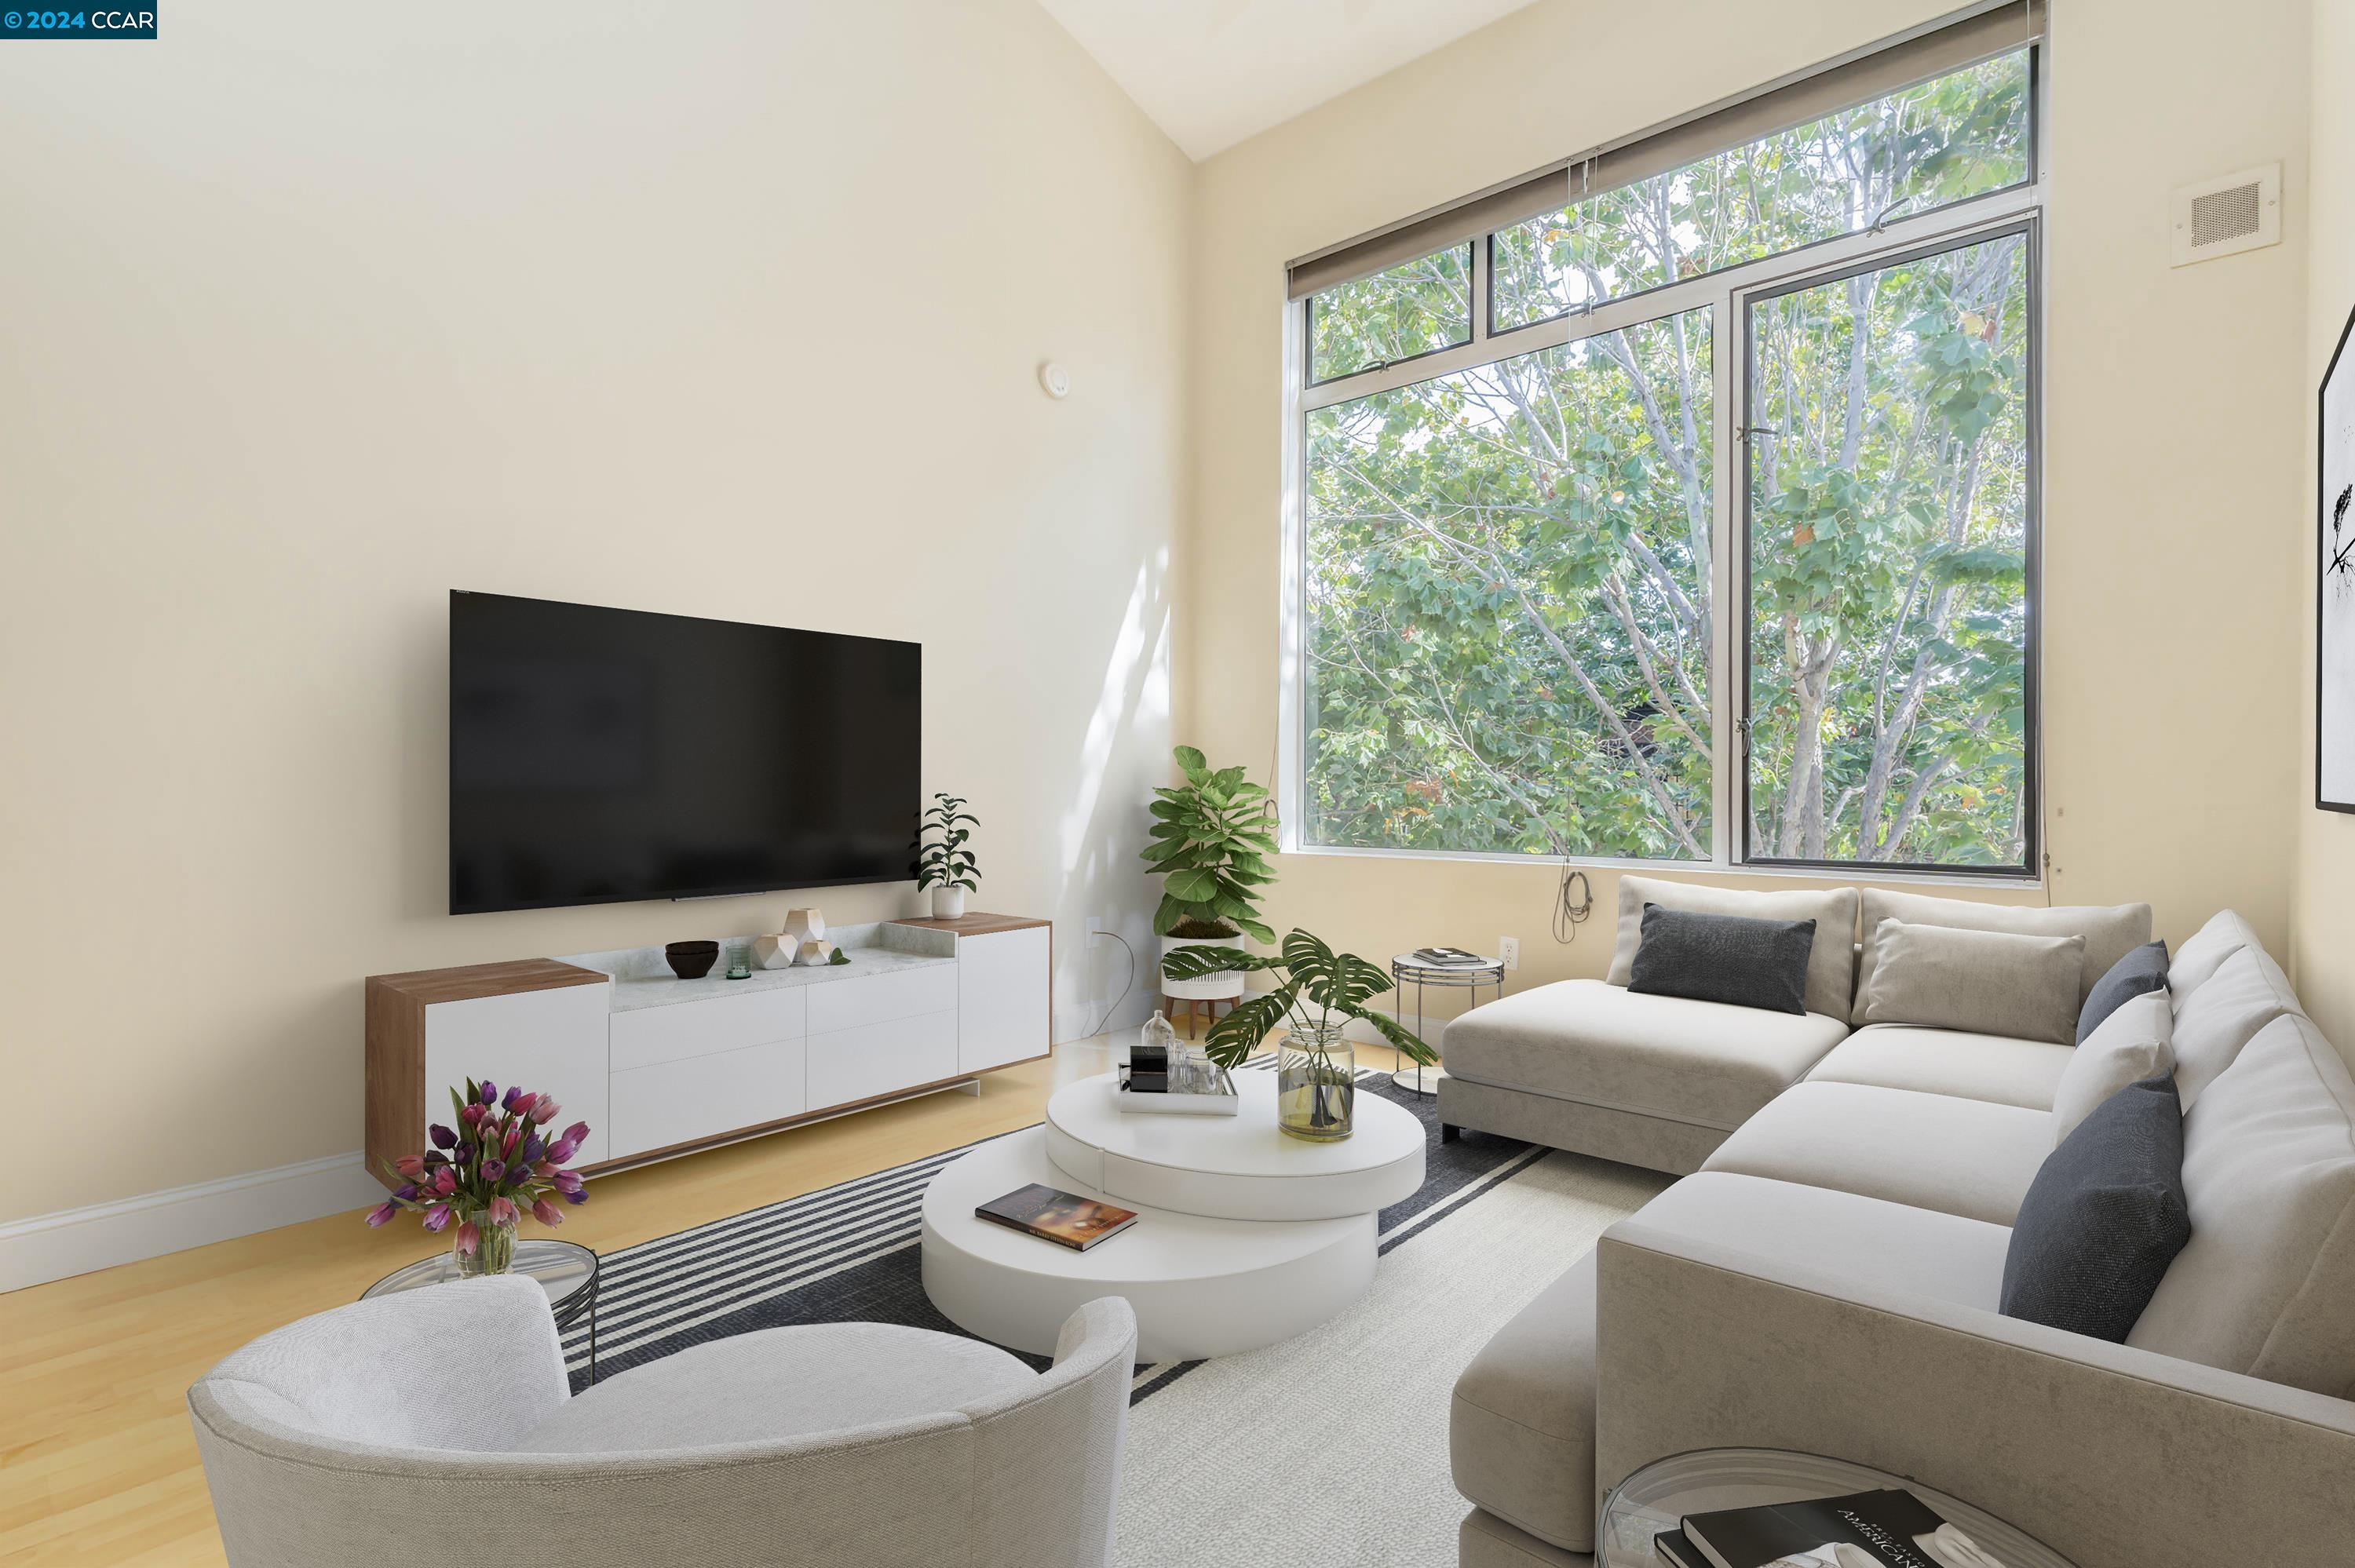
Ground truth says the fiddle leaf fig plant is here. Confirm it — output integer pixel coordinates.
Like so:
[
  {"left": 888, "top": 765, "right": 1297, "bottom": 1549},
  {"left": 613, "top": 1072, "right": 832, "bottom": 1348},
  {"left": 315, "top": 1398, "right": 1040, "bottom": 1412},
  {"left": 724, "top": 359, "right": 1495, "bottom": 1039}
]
[
  {"left": 1141, "top": 745, "right": 1279, "bottom": 945},
  {"left": 1161, "top": 928, "right": 1436, "bottom": 1071},
  {"left": 913, "top": 793, "right": 979, "bottom": 892}
]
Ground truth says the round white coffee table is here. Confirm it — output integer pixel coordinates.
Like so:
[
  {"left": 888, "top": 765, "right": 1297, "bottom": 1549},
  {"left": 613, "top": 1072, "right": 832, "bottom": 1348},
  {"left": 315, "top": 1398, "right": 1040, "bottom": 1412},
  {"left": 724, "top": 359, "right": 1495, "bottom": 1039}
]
[{"left": 920, "top": 1072, "right": 1425, "bottom": 1361}]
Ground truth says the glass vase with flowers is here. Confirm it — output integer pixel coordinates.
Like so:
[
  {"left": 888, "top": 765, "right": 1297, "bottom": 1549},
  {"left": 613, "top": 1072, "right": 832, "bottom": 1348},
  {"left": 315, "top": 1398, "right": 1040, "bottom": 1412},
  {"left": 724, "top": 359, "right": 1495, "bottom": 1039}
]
[{"left": 366, "top": 1079, "right": 591, "bottom": 1272}]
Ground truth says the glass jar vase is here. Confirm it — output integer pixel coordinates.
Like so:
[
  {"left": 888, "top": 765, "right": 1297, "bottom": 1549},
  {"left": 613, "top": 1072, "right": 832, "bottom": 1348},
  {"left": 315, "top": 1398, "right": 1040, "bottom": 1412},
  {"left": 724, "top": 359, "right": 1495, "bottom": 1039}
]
[
  {"left": 456, "top": 1213, "right": 518, "bottom": 1277},
  {"left": 1277, "top": 1023, "right": 1356, "bottom": 1141}
]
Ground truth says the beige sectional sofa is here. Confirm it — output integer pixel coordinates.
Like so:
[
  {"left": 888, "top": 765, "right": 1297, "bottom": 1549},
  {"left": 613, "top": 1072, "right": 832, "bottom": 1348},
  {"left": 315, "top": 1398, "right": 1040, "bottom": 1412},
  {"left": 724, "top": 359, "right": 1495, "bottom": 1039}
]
[{"left": 1442, "top": 898, "right": 2355, "bottom": 1568}]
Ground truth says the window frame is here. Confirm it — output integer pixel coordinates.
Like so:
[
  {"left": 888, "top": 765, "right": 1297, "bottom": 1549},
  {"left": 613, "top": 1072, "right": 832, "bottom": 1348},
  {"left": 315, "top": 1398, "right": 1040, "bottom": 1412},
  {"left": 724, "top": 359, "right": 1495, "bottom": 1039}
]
[
  {"left": 1304, "top": 241, "right": 1477, "bottom": 389},
  {"left": 1733, "top": 212, "right": 2043, "bottom": 879},
  {"left": 1281, "top": 68, "right": 2046, "bottom": 884}
]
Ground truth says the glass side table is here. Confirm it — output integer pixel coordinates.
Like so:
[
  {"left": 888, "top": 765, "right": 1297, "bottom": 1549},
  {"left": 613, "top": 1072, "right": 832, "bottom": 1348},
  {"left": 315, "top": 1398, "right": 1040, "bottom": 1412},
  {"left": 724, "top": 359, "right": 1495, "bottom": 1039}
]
[
  {"left": 361, "top": 1238, "right": 601, "bottom": 1383},
  {"left": 1599, "top": 1448, "right": 2077, "bottom": 1568},
  {"left": 1389, "top": 953, "right": 1506, "bottom": 1096}
]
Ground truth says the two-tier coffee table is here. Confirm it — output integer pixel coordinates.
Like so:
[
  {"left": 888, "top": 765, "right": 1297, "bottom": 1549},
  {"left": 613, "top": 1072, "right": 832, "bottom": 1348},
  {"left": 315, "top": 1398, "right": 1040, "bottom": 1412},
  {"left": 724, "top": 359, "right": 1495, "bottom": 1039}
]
[{"left": 919, "top": 1070, "right": 1424, "bottom": 1361}]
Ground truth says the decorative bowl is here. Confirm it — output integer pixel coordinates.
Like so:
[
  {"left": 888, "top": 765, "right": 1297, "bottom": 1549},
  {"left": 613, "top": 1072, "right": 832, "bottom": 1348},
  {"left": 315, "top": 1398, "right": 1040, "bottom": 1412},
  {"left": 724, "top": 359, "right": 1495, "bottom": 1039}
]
[{"left": 664, "top": 939, "right": 720, "bottom": 979}]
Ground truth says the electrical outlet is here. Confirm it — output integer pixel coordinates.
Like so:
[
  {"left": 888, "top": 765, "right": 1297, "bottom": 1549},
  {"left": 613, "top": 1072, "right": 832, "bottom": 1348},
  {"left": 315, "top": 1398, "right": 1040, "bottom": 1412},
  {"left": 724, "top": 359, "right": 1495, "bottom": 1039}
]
[{"left": 1499, "top": 935, "right": 1520, "bottom": 971}]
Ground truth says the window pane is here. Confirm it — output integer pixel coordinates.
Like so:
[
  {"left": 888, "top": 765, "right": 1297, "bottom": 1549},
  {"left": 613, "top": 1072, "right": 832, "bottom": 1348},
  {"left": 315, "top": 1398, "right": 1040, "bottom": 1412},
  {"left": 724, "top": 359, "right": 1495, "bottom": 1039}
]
[
  {"left": 1308, "top": 244, "right": 1473, "bottom": 383},
  {"left": 1493, "top": 51, "right": 2030, "bottom": 330},
  {"left": 1744, "top": 230, "right": 2031, "bottom": 867},
  {"left": 1303, "top": 308, "right": 1714, "bottom": 859}
]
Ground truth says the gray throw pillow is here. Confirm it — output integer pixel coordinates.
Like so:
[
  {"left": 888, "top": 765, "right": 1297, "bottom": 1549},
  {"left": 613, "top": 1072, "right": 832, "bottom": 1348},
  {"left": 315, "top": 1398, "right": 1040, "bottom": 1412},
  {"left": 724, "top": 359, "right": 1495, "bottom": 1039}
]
[
  {"left": 1860, "top": 918, "right": 2085, "bottom": 1045},
  {"left": 2078, "top": 940, "right": 2170, "bottom": 1044},
  {"left": 2002, "top": 1075, "right": 2193, "bottom": 1342},
  {"left": 1627, "top": 904, "right": 1816, "bottom": 1016}
]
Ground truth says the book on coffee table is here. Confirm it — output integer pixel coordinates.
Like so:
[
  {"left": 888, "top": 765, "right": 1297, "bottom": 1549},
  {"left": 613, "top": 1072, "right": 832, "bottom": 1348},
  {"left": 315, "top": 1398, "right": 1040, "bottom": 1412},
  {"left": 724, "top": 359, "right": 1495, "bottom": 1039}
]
[
  {"left": 1681, "top": 1487, "right": 1959, "bottom": 1568},
  {"left": 974, "top": 1183, "right": 1139, "bottom": 1251}
]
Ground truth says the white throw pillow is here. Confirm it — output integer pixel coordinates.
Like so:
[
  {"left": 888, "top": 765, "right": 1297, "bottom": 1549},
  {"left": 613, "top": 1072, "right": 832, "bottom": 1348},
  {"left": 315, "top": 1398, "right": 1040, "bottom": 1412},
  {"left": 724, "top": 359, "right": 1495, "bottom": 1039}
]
[
  {"left": 1859, "top": 918, "right": 2084, "bottom": 1046},
  {"left": 2050, "top": 988, "right": 2174, "bottom": 1145},
  {"left": 2171, "top": 945, "right": 2304, "bottom": 1111}
]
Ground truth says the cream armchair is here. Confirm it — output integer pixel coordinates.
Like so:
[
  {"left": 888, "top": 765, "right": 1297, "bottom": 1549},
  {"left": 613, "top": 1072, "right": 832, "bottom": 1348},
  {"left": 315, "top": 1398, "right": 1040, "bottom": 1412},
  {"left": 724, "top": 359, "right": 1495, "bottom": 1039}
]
[{"left": 188, "top": 1274, "right": 1137, "bottom": 1567}]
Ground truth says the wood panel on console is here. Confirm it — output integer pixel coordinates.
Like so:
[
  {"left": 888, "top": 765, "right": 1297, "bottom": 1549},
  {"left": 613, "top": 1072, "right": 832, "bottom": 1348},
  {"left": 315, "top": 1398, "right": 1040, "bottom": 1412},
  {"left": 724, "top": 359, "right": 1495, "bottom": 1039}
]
[
  {"left": 895, "top": 912, "right": 1051, "bottom": 937},
  {"left": 364, "top": 959, "right": 604, "bottom": 1188}
]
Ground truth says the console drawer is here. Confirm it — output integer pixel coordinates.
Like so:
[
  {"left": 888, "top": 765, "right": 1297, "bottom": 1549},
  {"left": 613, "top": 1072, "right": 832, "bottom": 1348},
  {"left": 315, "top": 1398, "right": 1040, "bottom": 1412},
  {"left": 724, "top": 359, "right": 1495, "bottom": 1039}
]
[
  {"left": 805, "top": 963, "right": 958, "bottom": 1035},
  {"left": 805, "top": 1010, "right": 958, "bottom": 1110},
  {"left": 609, "top": 986, "right": 807, "bottom": 1072},
  {"left": 606, "top": 1037, "right": 807, "bottom": 1161}
]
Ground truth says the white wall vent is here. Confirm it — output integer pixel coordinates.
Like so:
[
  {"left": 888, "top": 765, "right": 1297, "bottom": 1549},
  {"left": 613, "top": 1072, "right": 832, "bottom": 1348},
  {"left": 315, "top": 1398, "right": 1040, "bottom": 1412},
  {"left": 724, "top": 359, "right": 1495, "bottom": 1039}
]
[{"left": 2171, "top": 163, "right": 2282, "bottom": 266}]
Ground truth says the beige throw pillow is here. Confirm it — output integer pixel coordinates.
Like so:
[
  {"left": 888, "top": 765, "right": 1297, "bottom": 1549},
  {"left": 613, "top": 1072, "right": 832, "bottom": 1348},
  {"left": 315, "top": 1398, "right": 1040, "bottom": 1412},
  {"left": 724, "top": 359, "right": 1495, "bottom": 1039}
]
[
  {"left": 1849, "top": 890, "right": 2150, "bottom": 1026},
  {"left": 1860, "top": 918, "right": 2084, "bottom": 1045},
  {"left": 2051, "top": 988, "right": 2175, "bottom": 1145},
  {"left": 1605, "top": 875, "right": 1858, "bottom": 1019}
]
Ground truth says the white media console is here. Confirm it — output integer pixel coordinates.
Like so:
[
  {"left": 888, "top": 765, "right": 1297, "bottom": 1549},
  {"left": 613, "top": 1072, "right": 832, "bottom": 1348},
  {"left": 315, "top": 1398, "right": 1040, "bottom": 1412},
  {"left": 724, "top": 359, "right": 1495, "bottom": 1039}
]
[{"left": 364, "top": 913, "right": 1050, "bottom": 1183}]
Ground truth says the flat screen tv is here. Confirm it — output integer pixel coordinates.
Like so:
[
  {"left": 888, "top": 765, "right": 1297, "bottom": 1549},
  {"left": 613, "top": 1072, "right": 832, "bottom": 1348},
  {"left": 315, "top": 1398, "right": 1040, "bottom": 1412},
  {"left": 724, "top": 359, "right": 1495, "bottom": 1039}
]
[{"left": 448, "top": 592, "right": 921, "bottom": 914}]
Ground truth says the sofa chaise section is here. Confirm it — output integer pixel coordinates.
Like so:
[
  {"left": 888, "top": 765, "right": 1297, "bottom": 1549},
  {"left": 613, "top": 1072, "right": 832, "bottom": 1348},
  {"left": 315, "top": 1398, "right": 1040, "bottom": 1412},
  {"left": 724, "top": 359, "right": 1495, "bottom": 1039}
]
[
  {"left": 1438, "top": 981, "right": 1850, "bottom": 1175},
  {"left": 1449, "top": 1172, "right": 2010, "bottom": 1563}
]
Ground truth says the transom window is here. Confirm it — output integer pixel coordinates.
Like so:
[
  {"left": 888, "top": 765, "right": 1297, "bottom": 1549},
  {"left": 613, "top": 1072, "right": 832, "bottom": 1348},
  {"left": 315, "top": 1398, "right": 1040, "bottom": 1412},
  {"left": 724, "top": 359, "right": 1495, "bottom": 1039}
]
[{"left": 1288, "top": 17, "right": 2042, "bottom": 876}]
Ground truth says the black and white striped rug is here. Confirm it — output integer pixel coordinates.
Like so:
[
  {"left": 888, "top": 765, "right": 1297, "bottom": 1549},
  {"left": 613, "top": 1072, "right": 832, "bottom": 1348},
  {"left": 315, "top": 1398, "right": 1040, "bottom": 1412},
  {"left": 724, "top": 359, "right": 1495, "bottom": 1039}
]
[{"left": 559, "top": 1062, "right": 1551, "bottom": 1400}]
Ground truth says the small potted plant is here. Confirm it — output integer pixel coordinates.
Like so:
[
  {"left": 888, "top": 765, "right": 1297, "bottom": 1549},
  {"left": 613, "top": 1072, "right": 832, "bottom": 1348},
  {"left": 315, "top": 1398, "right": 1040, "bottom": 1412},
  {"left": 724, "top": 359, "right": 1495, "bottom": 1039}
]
[
  {"left": 367, "top": 1079, "right": 590, "bottom": 1274},
  {"left": 915, "top": 792, "right": 980, "bottom": 918},
  {"left": 1163, "top": 929, "right": 1433, "bottom": 1141},
  {"left": 1141, "top": 746, "right": 1277, "bottom": 1006}
]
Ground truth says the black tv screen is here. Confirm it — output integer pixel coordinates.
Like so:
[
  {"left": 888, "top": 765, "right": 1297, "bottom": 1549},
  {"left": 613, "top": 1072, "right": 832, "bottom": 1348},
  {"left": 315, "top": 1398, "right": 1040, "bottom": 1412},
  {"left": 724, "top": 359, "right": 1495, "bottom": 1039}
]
[{"left": 449, "top": 592, "right": 920, "bottom": 914}]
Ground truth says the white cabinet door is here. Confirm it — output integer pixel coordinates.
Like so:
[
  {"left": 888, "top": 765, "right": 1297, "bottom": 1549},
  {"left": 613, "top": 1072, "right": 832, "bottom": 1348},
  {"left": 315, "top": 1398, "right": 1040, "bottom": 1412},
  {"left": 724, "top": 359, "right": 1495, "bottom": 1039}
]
[
  {"left": 958, "top": 925, "right": 1050, "bottom": 1074},
  {"left": 607, "top": 1039, "right": 806, "bottom": 1161},
  {"left": 804, "top": 963, "right": 958, "bottom": 1035},
  {"left": 610, "top": 986, "right": 805, "bottom": 1073},
  {"left": 806, "top": 1011, "right": 958, "bottom": 1110},
  {"left": 422, "top": 983, "right": 611, "bottom": 1167}
]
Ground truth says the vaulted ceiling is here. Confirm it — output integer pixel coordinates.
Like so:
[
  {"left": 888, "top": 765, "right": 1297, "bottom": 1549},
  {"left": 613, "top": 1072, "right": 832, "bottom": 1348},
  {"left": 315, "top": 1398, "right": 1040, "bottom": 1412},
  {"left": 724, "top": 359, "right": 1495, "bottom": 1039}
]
[{"left": 1037, "top": 0, "right": 1540, "bottom": 161}]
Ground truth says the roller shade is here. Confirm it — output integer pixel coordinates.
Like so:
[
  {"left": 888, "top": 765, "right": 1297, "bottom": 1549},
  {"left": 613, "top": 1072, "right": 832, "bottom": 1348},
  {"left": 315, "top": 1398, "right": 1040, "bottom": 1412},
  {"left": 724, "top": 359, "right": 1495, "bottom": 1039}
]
[{"left": 1287, "top": 0, "right": 2043, "bottom": 302}]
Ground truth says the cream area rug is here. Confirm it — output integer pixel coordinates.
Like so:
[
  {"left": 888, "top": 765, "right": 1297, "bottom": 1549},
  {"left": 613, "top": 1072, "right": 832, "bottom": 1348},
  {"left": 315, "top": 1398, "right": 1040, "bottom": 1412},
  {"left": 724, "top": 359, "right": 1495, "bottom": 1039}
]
[{"left": 1115, "top": 1144, "right": 1668, "bottom": 1566}]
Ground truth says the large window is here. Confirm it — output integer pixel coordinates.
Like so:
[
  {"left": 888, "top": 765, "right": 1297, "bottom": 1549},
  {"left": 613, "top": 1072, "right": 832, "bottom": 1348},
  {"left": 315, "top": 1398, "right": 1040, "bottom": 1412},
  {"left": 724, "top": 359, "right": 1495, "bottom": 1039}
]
[{"left": 1290, "top": 24, "right": 2040, "bottom": 875}]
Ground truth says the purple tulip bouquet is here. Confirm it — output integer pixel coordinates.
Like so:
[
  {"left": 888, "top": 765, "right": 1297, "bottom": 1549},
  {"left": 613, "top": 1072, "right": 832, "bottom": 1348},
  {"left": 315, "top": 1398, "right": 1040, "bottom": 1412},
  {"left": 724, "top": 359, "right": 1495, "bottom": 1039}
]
[{"left": 366, "top": 1078, "right": 590, "bottom": 1276}]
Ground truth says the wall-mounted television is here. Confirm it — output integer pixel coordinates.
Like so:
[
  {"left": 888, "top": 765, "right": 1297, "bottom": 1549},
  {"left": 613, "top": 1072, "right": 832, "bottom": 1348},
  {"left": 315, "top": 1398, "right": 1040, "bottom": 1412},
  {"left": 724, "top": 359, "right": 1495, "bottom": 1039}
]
[{"left": 448, "top": 592, "right": 921, "bottom": 914}]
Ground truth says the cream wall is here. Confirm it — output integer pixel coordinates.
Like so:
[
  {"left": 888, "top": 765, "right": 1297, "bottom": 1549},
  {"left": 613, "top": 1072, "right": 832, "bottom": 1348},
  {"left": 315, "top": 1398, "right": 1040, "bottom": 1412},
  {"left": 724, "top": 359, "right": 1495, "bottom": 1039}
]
[
  {"left": 0, "top": 1, "right": 1189, "bottom": 1223},
  {"left": 1186, "top": 0, "right": 2313, "bottom": 1023},
  {"left": 2292, "top": 0, "right": 2355, "bottom": 1051}
]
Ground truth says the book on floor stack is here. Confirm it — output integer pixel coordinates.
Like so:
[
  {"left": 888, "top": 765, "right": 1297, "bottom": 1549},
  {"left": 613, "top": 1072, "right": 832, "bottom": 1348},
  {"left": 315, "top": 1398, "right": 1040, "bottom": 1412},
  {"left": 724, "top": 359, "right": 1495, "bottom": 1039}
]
[{"left": 1658, "top": 1487, "right": 2003, "bottom": 1568}]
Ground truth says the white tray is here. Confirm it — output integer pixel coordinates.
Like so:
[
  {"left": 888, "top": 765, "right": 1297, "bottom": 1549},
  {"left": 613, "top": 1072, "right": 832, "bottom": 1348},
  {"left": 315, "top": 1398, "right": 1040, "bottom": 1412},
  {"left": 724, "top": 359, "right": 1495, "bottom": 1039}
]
[{"left": 1115, "top": 1065, "right": 1240, "bottom": 1115}]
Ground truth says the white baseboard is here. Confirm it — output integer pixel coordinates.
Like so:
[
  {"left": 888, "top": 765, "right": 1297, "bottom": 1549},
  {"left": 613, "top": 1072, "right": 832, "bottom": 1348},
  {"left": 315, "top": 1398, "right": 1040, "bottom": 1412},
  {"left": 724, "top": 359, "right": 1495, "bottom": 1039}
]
[{"left": 0, "top": 1150, "right": 384, "bottom": 1293}]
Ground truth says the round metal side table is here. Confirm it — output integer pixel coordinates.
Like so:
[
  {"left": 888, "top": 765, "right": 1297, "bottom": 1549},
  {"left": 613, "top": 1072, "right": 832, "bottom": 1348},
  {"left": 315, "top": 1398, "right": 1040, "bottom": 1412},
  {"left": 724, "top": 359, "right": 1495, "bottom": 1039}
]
[
  {"left": 1389, "top": 953, "right": 1506, "bottom": 1096},
  {"left": 1599, "top": 1448, "right": 2076, "bottom": 1568},
  {"left": 362, "top": 1238, "right": 602, "bottom": 1383}
]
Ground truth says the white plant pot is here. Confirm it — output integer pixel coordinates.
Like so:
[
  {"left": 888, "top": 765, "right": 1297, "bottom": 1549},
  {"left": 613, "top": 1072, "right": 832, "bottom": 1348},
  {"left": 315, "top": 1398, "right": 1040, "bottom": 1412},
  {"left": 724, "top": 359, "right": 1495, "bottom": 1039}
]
[
  {"left": 752, "top": 933, "right": 797, "bottom": 970},
  {"left": 1160, "top": 933, "right": 1246, "bottom": 1001},
  {"left": 782, "top": 907, "right": 826, "bottom": 944},
  {"left": 932, "top": 886, "right": 968, "bottom": 919}
]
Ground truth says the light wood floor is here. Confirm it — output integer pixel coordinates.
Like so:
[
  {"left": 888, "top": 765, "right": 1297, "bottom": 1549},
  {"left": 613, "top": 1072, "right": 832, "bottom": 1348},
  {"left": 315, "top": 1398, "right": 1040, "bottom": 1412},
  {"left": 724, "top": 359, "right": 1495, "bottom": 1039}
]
[{"left": 0, "top": 1034, "right": 1429, "bottom": 1565}]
